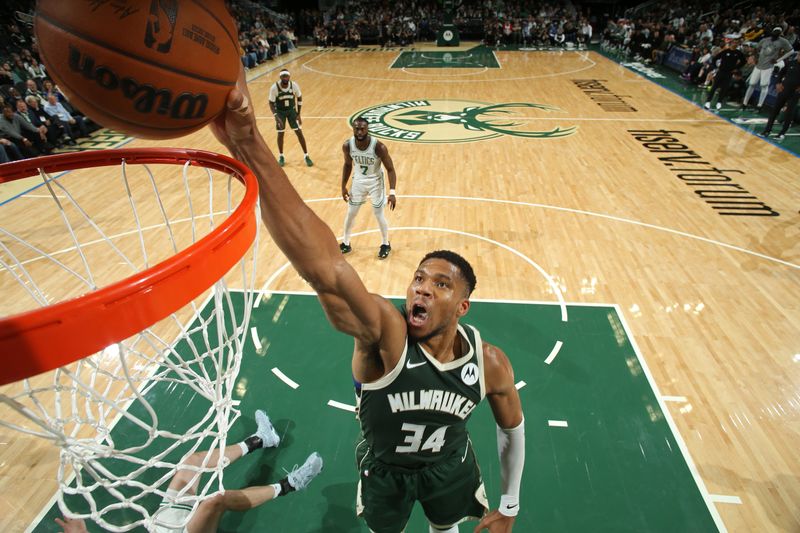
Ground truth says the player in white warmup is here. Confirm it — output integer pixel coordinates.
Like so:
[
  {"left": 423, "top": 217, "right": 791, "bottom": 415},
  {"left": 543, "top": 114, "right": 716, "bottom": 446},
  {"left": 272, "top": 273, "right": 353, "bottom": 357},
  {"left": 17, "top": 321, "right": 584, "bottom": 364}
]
[{"left": 339, "top": 117, "right": 397, "bottom": 259}]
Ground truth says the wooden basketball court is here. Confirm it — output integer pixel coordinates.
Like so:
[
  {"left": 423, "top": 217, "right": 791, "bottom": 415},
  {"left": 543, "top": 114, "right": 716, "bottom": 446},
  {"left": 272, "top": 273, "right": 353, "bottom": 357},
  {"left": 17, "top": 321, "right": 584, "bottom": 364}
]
[{"left": 1, "top": 45, "right": 798, "bottom": 532}]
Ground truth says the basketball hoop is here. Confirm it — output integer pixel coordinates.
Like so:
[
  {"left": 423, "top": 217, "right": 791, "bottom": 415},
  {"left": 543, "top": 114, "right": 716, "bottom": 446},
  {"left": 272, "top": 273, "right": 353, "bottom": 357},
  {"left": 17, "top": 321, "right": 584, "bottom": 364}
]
[{"left": 0, "top": 148, "right": 260, "bottom": 531}]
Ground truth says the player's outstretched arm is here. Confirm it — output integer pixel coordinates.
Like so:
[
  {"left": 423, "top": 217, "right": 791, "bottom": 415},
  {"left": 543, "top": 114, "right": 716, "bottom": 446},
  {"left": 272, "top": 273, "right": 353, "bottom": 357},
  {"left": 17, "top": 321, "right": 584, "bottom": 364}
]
[
  {"left": 210, "top": 69, "right": 395, "bottom": 344},
  {"left": 474, "top": 343, "right": 525, "bottom": 533}
]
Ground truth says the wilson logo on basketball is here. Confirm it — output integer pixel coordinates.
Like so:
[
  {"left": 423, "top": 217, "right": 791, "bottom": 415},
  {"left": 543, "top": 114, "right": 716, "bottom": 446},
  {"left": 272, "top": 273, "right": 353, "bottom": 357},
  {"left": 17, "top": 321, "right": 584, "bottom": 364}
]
[
  {"left": 144, "top": 0, "right": 179, "bottom": 53},
  {"left": 68, "top": 46, "right": 209, "bottom": 120},
  {"left": 350, "top": 100, "right": 577, "bottom": 144}
]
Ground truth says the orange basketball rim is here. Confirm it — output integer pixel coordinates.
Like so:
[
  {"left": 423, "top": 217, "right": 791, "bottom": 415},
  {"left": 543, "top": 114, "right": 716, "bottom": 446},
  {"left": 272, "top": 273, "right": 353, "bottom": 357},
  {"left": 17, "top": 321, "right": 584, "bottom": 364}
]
[{"left": 0, "top": 148, "right": 258, "bottom": 386}]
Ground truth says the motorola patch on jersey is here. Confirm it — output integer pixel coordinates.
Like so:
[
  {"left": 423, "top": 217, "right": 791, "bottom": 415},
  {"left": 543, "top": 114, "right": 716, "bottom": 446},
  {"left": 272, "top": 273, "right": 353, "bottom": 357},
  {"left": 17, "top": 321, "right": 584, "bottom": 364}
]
[{"left": 461, "top": 362, "right": 479, "bottom": 385}]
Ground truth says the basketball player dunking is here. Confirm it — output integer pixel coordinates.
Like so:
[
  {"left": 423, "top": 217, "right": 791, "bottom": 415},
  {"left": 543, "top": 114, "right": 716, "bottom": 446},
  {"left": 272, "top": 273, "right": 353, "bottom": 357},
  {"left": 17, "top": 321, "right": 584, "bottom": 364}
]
[
  {"left": 268, "top": 70, "right": 312, "bottom": 167},
  {"left": 211, "top": 69, "right": 525, "bottom": 533},
  {"left": 340, "top": 117, "right": 397, "bottom": 259}
]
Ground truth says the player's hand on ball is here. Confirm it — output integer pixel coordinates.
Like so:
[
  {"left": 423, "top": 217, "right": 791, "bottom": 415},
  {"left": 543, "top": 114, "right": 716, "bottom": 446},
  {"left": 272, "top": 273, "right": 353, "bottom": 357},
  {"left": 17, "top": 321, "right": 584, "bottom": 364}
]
[
  {"left": 474, "top": 510, "right": 516, "bottom": 532},
  {"left": 210, "top": 66, "right": 259, "bottom": 152}
]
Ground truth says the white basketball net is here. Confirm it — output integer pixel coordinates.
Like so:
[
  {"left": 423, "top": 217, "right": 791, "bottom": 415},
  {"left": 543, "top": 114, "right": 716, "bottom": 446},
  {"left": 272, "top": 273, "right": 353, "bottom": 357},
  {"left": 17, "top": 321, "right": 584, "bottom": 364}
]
[{"left": 0, "top": 155, "right": 259, "bottom": 531}]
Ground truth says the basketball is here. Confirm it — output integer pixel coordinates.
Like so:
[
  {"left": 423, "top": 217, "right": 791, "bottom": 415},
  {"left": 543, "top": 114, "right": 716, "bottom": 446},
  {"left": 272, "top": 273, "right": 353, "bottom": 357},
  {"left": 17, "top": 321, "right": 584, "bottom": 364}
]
[{"left": 34, "top": 1, "right": 240, "bottom": 139}]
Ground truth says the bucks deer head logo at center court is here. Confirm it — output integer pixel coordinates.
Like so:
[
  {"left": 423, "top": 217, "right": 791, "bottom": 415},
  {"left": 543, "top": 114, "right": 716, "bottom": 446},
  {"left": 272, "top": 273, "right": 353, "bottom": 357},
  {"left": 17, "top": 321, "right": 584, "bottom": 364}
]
[{"left": 350, "top": 100, "right": 577, "bottom": 143}]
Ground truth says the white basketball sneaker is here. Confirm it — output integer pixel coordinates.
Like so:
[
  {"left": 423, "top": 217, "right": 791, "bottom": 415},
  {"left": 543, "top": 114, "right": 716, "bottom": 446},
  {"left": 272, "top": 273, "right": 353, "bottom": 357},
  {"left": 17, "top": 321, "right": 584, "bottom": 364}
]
[
  {"left": 255, "top": 409, "right": 280, "bottom": 448},
  {"left": 287, "top": 452, "right": 324, "bottom": 491}
]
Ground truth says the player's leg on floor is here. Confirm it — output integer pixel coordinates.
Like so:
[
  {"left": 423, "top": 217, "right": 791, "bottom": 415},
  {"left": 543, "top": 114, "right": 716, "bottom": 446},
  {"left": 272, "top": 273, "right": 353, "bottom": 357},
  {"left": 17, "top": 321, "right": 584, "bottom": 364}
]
[
  {"left": 294, "top": 128, "right": 313, "bottom": 166},
  {"left": 370, "top": 183, "right": 390, "bottom": 258},
  {"left": 170, "top": 410, "right": 279, "bottom": 494},
  {"left": 373, "top": 204, "right": 391, "bottom": 258},
  {"left": 342, "top": 201, "right": 362, "bottom": 250},
  {"left": 276, "top": 114, "right": 287, "bottom": 165},
  {"left": 187, "top": 453, "right": 322, "bottom": 533},
  {"left": 372, "top": 204, "right": 390, "bottom": 246},
  {"left": 277, "top": 131, "right": 286, "bottom": 165},
  {"left": 187, "top": 486, "right": 277, "bottom": 533}
]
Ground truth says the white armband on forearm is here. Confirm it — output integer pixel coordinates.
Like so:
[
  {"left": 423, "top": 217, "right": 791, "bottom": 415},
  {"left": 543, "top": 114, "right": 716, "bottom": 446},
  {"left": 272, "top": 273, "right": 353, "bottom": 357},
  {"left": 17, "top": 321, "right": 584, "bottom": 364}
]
[{"left": 496, "top": 418, "right": 525, "bottom": 517}]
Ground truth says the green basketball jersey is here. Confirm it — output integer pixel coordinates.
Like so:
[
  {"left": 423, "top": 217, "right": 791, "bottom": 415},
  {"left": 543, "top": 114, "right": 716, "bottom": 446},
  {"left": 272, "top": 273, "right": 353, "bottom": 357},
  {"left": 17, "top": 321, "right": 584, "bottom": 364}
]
[
  {"left": 359, "top": 323, "right": 486, "bottom": 467},
  {"left": 273, "top": 81, "right": 297, "bottom": 111}
]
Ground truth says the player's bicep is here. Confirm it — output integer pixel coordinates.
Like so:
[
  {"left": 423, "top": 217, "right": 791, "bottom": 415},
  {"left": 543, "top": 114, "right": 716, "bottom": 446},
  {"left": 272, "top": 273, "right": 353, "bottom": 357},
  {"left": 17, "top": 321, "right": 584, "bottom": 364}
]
[
  {"left": 484, "top": 344, "right": 524, "bottom": 429},
  {"left": 313, "top": 257, "right": 384, "bottom": 341}
]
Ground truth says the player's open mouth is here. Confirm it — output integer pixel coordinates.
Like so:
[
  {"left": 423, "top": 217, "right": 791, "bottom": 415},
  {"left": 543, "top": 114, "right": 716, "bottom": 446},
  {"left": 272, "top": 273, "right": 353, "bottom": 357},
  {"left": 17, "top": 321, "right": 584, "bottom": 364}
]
[{"left": 408, "top": 304, "right": 428, "bottom": 327}]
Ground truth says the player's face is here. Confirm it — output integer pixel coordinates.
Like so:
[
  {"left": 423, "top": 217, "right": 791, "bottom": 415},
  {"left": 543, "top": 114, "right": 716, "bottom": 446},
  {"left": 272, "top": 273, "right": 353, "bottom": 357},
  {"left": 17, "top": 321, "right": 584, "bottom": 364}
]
[
  {"left": 280, "top": 75, "right": 290, "bottom": 85},
  {"left": 353, "top": 121, "right": 369, "bottom": 141},
  {"left": 406, "top": 258, "right": 470, "bottom": 342}
]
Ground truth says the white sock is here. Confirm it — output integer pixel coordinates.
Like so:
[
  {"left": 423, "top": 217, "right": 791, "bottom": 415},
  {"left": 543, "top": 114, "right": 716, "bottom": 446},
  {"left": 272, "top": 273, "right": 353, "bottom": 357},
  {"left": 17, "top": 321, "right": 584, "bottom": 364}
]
[
  {"left": 343, "top": 202, "right": 361, "bottom": 245},
  {"left": 238, "top": 441, "right": 249, "bottom": 455},
  {"left": 270, "top": 482, "right": 282, "bottom": 498},
  {"left": 304, "top": 152, "right": 309, "bottom": 157},
  {"left": 429, "top": 525, "right": 458, "bottom": 533},
  {"left": 279, "top": 152, "right": 284, "bottom": 157},
  {"left": 373, "top": 205, "right": 389, "bottom": 245}
]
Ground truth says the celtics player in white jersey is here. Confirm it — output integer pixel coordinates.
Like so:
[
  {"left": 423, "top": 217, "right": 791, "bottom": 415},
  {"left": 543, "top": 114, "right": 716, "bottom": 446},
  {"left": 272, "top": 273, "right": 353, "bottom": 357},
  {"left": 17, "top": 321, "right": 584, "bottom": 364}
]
[
  {"left": 211, "top": 66, "right": 525, "bottom": 533},
  {"left": 340, "top": 117, "right": 397, "bottom": 259},
  {"left": 268, "top": 70, "right": 312, "bottom": 167}
]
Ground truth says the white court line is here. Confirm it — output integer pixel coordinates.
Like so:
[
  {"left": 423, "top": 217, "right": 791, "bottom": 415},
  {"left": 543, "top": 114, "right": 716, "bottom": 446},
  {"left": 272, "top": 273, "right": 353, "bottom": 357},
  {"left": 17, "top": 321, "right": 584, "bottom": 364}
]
[
  {"left": 615, "top": 305, "right": 728, "bottom": 532},
  {"left": 544, "top": 341, "right": 563, "bottom": 365},
  {"left": 301, "top": 50, "right": 597, "bottom": 83},
  {"left": 252, "top": 287, "right": 621, "bottom": 309},
  {"left": 662, "top": 395, "right": 688, "bottom": 402},
  {"left": 259, "top": 115, "right": 720, "bottom": 123},
  {"left": 548, "top": 420, "right": 569, "bottom": 427},
  {"left": 250, "top": 327, "right": 262, "bottom": 352},
  {"left": 515, "top": 380, "right": 527, "bottom": 390},
  {"left": 327, "top": 399, "right": 357, "bottom": 412},
  {"left": 255, "top": 225, "right": 569, "bottom": 323},
  {"left": 709, "top": 495, "right": 743, "bottom": 505},
  {"left": 394, "top": 195, "right": 798, "bottom": 270},
  {"left": 271, "top": 367, "right": 299, "bottom": 389},
  {"left": 401, "top": 65, "right": 489, "bottom": 77},
  {"left": 388, "top": 51, "right": 404, "bottom": 69},
  {"left": 16, "top": 194, "right": 798, "bottom": 276}
]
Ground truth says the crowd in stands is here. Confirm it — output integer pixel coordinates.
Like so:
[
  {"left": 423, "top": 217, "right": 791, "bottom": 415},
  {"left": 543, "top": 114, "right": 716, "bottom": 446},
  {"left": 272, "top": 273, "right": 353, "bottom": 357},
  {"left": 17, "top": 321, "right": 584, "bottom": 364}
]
[
  {"left": 232, "top": 1, "right": 300, "bottom": 69},
  {"left": 300, "top": 0, "right": 592, "bottom": 49},
  {"left": 0, "top": 2, "right": 99, "bottom": 163},
  {"left": 7, "top": 0, "right": 796, "bottom": 159},
  {"left": 601, "top": 2, "right": 800, "bottom": 106}
]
